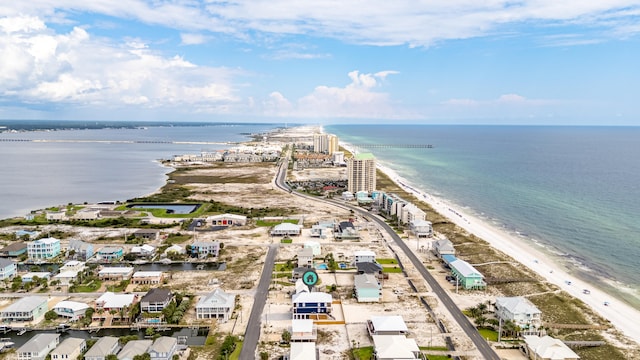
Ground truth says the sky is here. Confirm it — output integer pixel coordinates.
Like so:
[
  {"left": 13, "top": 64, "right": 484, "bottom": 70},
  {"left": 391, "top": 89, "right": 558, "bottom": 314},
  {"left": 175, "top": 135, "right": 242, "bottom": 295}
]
[{"left": 1, "top": 1, "right": 640, "bottom": 125}]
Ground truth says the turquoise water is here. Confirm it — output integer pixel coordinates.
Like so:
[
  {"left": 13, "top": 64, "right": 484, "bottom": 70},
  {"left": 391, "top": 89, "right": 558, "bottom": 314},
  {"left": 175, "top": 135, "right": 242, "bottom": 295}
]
[{"left": 326, "top": 124, "right": 640, "bottom": 309}]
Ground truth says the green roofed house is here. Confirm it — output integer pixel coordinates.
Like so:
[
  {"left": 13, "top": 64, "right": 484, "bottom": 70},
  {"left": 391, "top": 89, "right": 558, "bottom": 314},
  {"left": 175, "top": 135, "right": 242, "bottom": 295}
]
[{"left": 450, "top": 259, "right": 486, "bottom": 290}]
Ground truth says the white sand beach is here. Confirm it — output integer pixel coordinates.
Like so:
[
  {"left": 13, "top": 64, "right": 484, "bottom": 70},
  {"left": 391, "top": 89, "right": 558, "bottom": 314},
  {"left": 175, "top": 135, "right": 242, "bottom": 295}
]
[{"left": 376, "top": 162, "right": 640, "bottom": 345}]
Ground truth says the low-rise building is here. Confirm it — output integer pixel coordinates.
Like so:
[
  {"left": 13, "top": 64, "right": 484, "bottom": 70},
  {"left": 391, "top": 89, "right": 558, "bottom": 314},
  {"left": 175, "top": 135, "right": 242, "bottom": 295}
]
[
  {"left": 16, "top": 333, "right": 60, "bottom": 360},
  {"left": 0, "top": 258, "right": 17, "bottom": 280},
  {"left": 84, "top": 336, "right": 121, "bottom": 360},
  {"left": 0, "top": 241, "right": 27, "bottom": 257},
  {"left": 372, "top": 335, "right": 420, "bottom": 360},
  {"left": 190, "top": 241, "right": 220, "bottom": 258},
  {"left": 296, "top": 248, "right": 314, "bottom": 268},
  {"left": 195, "top": 288, "right": 236, "bottom": 322},
  {"left": 140, "top": 288, "right": 173, "bottom": 313},
  {"left": 133, "top": 229, "right": 160, "bottom": 241},
  {"left": 290, "top": 319, "right": 317, "bottom": 342},
  {"left": 98, "top": 267, "right": 134, "bottom": 281},
  {"left": 0, "top": 296, "right": 48, "bottom": 322},
  {"left": 410, "top": 219, "right": 433, "bottom": 238},
  {"left": 304, "top": 241, "right": 321, "bottom": 256},
  {"left": 46, "top": 211, "right": 67, "bottom": 221},
  {"left": 495, "top": 297, "right": 542, "bottom": 332},
  {"left": 22, "top": 272, "right": 51, "bottom": 282},
  {"left": 271, "top": 222, "right": 302, "bottom": 237},
  {"left": 148, "top": 336, "right": 177, "bottom": 360},
  {"left": 96, "top": 246, "right": 124, "bottom": 262},
  {"left": 68, "top": 240, "right": 94, "bottom": 260},
  {"left": 523, "top": 335, "right": 580, "bottom": 360},
  {"left": 206, "top": 213, "right": 247, "bottom": 226},
  {"left": 433, "top": 238, "right": 455, "bottom": 258},
  {"left": 53, "top": 300, "right": 90, "bottom": 321},
  {"left": 354, "top": 273, "right": 382, "bottom": 302},
  {"left": 449, "top": 259, "right": 486, "bottom": 290},
  {"left": 288, "top": 342, "right": 317, "bottom": 360},
  {"left": 130, "top": 244, "right": 156, "bottom": 257},
  {"left": 354, "top": 250, "right": 376, "bottom": 264},
  {"left": 117, "top": 340, "right": 152, "bottom": 360},
  {"left": 27, "top": 237, "right": 61, "bottom": 259},
  {"left": 50, "top": 337, "right": 86, "bottom": 360},
  {"left": 292, "top": 292, "right": 332, "bottom": 320},
  {"left": 94, "top": 292, "right": 138, "bottom": 323},
  {"left": 367, "top": 316, "right": 409, "bottom": 336},
  {"left": 356, "top": 262, "right": 384, "bottom": 279},
  {"left": 131, "top": 271, "right": 163, "bottom": 285}
]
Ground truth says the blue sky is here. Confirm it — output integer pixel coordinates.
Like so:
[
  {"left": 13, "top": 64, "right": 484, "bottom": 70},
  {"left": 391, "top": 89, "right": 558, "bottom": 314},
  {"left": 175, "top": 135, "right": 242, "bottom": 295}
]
[{"left": 1, "top": 1, "right": 639, "bottom": 125}]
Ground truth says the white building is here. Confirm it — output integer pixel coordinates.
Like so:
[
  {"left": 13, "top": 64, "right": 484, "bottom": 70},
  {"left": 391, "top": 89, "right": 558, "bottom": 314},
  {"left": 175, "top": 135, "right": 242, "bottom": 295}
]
[
  {"left": 53, "top": 301, "right": 90, "bottom": 321},
  {"left": 117, "top": 340, "right": 152, "bottom": 360},
  {"left": 304, "top": 241, "right": 322, "bottom": 256},
  {"left": 354, "top": 250, "right": 376, "bottom": 264},
  {"left": 0, "top": 258, "right": 17, "bottom": 280},
  {"left": 495, "top": 297, "right": 542, "bottom": 331},
  {"left": 523, "top": 335, "right": 580, "bottom": 360},
  {"left": 410, "top": 220, "right": 433, "bottom": 238},
  {"left": 148, "top": 336, "right": 178, "bottom": 360},
  {"left": 0, "top": 296, "right": 48, "bottom": 322},
  {"left": 297, "top": 247, "right": 314, "bottom": 268},
  {"left": 372, "top": 335, "right": 420, "bottom": 360},
  {"left": 27, "top": 237, "right": 61, "bottom": 259},
  {"left": 271, "top": 223, "right": 302, "bottom": 237},
  {"left": 367, "top": 315, "right": 409, "bottom": 336},
  {"left": 289, "top": 342, "right": 317, "bottom": 360},
  {"left": 195, "top": 288, "right": 236, "bottom": 322},
  {"left": 98, "top": 267, "right": 134, "bottom": 281},
  {"left": 206, "top": 213, "right": 247, "bottom": 226}
]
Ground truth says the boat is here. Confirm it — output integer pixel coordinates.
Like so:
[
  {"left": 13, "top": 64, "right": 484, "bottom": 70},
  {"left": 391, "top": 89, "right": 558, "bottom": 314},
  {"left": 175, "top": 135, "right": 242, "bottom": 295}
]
[
  {"left": 0, "top": 326, "right": 10, "bottom": 334},
  {"left": 56, "top": 323, "right": 71, "bottom": 332},
  {"left": 16, "top": 328, "right": 28, "bottom": 336},
  {"left": 0, "top": 338, "right": 15, "bottom": 352}
]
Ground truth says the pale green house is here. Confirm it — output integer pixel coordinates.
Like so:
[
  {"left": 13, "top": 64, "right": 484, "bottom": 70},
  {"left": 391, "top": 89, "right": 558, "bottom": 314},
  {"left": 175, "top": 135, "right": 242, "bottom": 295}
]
[{"left": 450, "top": 259, "right": 486, "bottom": 290}]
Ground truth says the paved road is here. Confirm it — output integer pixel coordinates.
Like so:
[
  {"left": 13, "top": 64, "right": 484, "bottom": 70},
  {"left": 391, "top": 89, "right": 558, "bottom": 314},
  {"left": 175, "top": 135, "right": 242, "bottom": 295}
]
[
  {"left": 239, "top": 243, "right": 278, "bottom": 360},
  {"left": 272, "top": 151, "right": 500, "bottom": 360}
]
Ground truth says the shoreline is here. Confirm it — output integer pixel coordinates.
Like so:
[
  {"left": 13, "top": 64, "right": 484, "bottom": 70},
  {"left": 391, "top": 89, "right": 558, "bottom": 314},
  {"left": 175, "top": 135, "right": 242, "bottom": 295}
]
[{"left": 359, "top": 151, "right": 640, "bottom": 345}]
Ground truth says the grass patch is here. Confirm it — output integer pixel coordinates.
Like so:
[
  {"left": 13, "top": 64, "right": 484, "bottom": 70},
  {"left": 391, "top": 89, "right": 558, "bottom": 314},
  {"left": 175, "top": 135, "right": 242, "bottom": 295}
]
[
  {"left": 425, "top": 356, "right": 453, "bottom": 360},
  {"left": 71, "top": 280, "right": 102, "bottom": 292},
  {"left": 382, "top": 266, "right": 403, "bottom": 273},
  {"left": 478, "top": 327, "right": 498, "bottom": 342},
  {"left": 256, "top": 219, "right": 299, "bottom": 227},
  {"left": 376, "top": 258, "right": 398, "bottom": 265},
  {"left": 229, "top": 341, "right": 243, "bottom": 360},
  {"left": 352, "top": 346, "right": 374, "bottom": 360},
  {"left": 420, "top": 346, "right": 449, "bottom": 351},
  {"left": 280, "top": 238, "right": 293, "bottom": 244},
  {"left": 274, "top": 262, "right": 294, "bottom": 272}
]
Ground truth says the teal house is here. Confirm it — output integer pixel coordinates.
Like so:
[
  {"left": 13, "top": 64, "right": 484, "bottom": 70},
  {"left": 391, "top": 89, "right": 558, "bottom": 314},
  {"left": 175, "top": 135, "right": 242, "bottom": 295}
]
[{"left": 450, "top": 259, "right": 486, "bottom": 290}]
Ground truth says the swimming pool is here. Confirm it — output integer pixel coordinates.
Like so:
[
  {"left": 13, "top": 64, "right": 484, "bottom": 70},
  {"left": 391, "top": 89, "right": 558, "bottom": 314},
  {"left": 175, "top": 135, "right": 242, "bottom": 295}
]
[
  {"left": 315, "top": 263, "right": 328, "bottom": 270},
  {"left": 128, "top": 203, "right": 200, "bottom": 214}
]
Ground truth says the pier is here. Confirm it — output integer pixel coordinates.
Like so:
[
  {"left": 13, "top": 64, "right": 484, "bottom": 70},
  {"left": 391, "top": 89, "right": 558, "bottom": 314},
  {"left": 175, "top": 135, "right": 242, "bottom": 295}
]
[{"left": 353, "top": 143, "right": 433, "bottom": 149}]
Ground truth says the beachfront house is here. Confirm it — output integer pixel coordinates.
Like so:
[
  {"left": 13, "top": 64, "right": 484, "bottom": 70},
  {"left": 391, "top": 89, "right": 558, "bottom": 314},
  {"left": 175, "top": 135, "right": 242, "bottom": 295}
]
[
  {"left": 0, "top": 296, "right": 48, "bottom": 322},
  {"left": 50, "top": 337, "right": 86, "bottom": 360},
  {"left": 190, "top": 241, "right": 220, "bottom": 258},
  {"left": 140, "top": 288, "right": 173, "bottom": 313},
  {"left": 68, "top": 239, "right": 94, "bottom": 260},
  {"left": 16, "top": 333, "right": 60, "bottom": 360},
  {"left": 372, "top": 335, "right": 420, "bottom": 360},
  {"left": 495, "top": 297, "right": 542, "bottom": 332},
  {"left": 0, "top": 258, "right": 17, "bottom": 280},
  {"left": 46, "top": 211, "right": 67, "bottom": 222},
  {"left": 367, "top": 315, "right": 409, "bottom": 336},
  {"left": 433, "top": 238, "right": 455, "bottom": 258},
  {"left": 297, "top": 247, "right": 314, "bottom": 268},
  {"left": 410, "top": 219, "right": 433, "bottom": 238},
  {"left": 95, "top": 246, "right": 124, "bottom": 262},
  {"left": 0, "top": 241, "right": 27, "bottom": 257},
  {"left": 27, "top": 237, "right": 61, "bottom": 259},
  {"left": 449, "top": 259, "right": 486, "bottom": 290},
  {"left": 53, "top": 300, "right": 90, "bottom": 321},
  {"left": 84, "top": 336, "right": 121, "bottom": 360},
  {"left": 523, "top": 335, "right": 580, "bottom": 360},
  {"left": 195, "top": 288, "right": 236, "bottom": 322},
  {"left": 354, "top": 273, "right": 382, "bottom": 302},
  {"left": 292, "top": 292, "right": 332, "bottom": 320},
  {"left": 72, "top": 209, "right": 101, "bottom": 221},
  {"left": 148, "top": 336, "right": 178, "bottom": 360},
  {"left": 398, "top": 203, "right": 426, "bottom": 225},
  {"left": 98, "top": 267, "right": 134, "bottom": 281},
  {"left": 271, "top": 222, "right": 302, "bottom": 237},
  {"left": 117, "top": 340, "right": 152, "bottom": 360}
]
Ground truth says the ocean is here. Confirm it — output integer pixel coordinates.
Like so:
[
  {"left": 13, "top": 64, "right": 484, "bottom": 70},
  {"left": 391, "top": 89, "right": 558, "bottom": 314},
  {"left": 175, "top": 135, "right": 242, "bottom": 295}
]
[
  {"left": 0, "top": 123, "right": 281, "bottom": 220},
  {"left": 325, "top": 124, "right": 640, "bottom": 310}
]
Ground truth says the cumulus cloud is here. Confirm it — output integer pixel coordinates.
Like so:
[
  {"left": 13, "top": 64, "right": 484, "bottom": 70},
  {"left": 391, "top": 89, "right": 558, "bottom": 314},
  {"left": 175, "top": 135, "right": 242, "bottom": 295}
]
[
  {"left": 260, "top": 70, "right": 410, "bottom": 119},
  {"left": 0, "top": 15, "right": 239, "bottom": 113},
  {"left": 444, "top": 93, "right": 555, "bottom": 107},
  {"left": 180, "top": 33, "right": 210, "bottom": 45}
]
